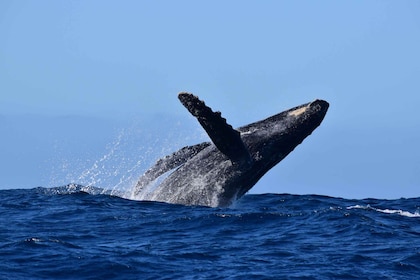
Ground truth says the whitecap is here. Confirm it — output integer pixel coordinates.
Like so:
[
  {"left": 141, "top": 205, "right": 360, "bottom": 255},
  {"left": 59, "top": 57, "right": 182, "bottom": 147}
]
[
  {"left": 347, "top": 205, "right": 420, "bottom": 218},
  {"left": 375, "top": 208, "right": 420, "bottom": 218}
]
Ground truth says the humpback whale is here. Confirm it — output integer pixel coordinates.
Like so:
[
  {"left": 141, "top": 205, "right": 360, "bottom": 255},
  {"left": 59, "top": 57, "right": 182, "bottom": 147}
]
[{"left": 133, "top": 93, "right": 329, "bottom": 207}]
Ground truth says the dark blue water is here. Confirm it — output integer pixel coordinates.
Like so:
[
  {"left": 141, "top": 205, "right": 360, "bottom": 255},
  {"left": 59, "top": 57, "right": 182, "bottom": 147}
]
[{"left": 1, "top": 186, "right": 419, "bottom": 280}]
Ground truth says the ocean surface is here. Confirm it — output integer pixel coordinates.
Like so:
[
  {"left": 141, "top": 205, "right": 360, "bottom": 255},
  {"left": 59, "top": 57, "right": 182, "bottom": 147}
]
[{"left": 1, "top": 186, "right": 419, "bottom": 280}]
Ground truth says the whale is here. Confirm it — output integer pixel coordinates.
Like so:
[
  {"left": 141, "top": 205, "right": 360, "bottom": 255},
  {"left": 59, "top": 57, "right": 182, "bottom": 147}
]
[{"left": 132, "top": 93, "right": 329, "bottom": 207}]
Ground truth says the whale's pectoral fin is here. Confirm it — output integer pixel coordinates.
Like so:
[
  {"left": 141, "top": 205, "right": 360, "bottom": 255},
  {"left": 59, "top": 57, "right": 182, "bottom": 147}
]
[
  {"left": 178, "top": 93, "right": 252, "bottom": 165},
  {"left": 133, "top": 142, "right": 211, "bottom": 196}
]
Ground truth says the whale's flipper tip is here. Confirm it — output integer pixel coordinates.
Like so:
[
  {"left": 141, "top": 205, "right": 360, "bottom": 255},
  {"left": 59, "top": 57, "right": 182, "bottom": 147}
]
[{"left": 178, "top": 92, "right": 251, "bottom": 164}]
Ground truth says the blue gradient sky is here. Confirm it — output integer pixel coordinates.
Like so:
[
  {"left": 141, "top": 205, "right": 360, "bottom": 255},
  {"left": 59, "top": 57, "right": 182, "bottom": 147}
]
[{"left": 1, "top": 1, "right": 419, "bottom": 198}]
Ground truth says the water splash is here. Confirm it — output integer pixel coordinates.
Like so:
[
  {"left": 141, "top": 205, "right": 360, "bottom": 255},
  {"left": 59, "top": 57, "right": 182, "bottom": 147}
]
[
  {"left": 76, "top": 132, "right": 124, "bottom": 188},
  {"left": 50, "top": 115, "right": 207, "bottom": 199}
]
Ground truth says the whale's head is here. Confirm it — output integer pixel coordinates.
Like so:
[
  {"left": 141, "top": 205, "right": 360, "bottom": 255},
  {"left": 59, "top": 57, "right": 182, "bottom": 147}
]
[{"left": 239, "top": 99, "right": 329, "bottom": 172}]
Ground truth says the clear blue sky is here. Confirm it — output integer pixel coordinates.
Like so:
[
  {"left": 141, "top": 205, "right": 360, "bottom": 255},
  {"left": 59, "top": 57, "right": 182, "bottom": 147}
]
[{"left": 1, "top": 1, "right": 419, "bottom": 198}]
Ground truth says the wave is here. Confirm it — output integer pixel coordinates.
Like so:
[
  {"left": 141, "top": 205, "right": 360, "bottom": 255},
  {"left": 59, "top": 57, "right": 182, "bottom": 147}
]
[
  {"left": 1, "top": 187, "right": 419, "bottom": 279},
  {"left": 347, "top": 204, "right": 420, "bottom": 218}
]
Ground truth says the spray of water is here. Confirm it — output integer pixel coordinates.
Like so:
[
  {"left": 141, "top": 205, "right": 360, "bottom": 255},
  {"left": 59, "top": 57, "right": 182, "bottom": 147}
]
[{"left": 49, "top": 115, "right": 207, "bottom": 200}]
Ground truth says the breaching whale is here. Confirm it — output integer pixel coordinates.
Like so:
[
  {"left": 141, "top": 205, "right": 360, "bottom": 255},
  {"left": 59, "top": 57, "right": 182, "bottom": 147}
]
[{"left": 133, "top": 93, "right": 329, "bottom": 207}]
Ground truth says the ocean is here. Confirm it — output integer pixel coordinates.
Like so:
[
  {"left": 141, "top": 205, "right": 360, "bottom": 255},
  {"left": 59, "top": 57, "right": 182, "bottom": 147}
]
[{"left": 0, "top": 186, "right": 419, "bottom": 280}]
